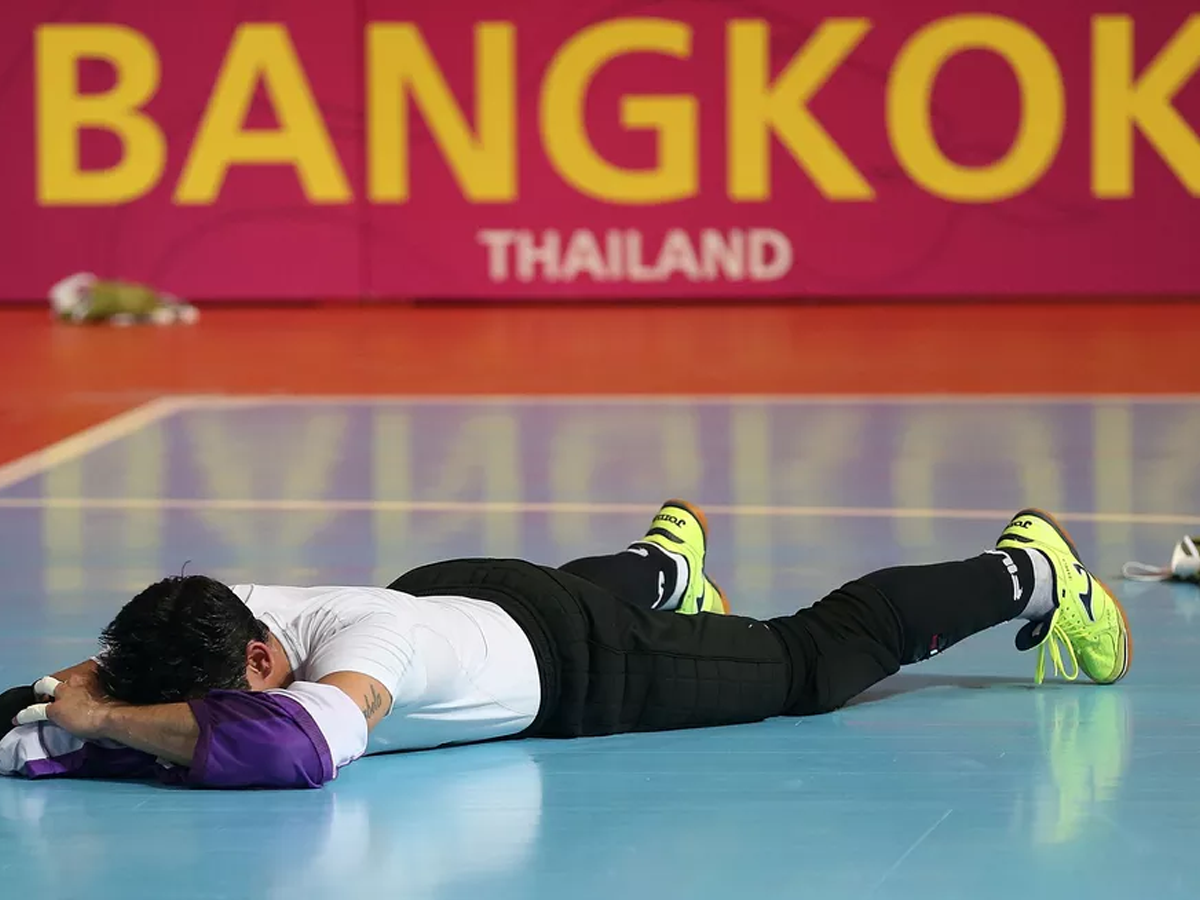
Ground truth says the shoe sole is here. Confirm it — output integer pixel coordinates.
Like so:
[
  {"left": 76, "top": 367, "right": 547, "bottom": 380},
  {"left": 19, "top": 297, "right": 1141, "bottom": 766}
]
[
  {"left": 662, "top": 499, "right": 731, "bottom": 615},
  {"left": 1012, "top": 508, "right": 1133, "bottom": 682}
]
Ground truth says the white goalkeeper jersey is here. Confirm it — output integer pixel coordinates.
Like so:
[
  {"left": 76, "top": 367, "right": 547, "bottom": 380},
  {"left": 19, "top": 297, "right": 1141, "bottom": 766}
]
[{"left": 232, "top": 583, "right": 543, "bottom": 755}]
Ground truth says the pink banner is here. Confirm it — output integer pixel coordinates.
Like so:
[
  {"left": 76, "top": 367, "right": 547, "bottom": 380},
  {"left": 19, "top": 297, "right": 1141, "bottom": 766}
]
[{"left": 1, "top": 1, "right": 1198, "bottom": 299}]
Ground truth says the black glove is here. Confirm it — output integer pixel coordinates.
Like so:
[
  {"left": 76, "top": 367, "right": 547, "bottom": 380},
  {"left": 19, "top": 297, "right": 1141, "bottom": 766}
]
[{"left": 0, "top": 685, "right": 38, "bottom": 741}]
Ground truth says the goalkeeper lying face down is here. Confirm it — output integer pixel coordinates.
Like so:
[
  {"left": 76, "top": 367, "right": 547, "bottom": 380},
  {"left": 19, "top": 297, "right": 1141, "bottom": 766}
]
[{"left": 0, "top": 502, "right": 1131, "bottom": 790}]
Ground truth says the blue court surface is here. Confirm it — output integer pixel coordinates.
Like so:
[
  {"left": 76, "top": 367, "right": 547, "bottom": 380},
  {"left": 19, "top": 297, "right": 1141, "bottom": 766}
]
[{"left": 0, "top": 395, "right": 1197, "bottom": 900}]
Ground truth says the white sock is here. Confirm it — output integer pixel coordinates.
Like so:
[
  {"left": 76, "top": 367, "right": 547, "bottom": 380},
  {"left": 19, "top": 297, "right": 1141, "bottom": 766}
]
[
  {"left": 1022, "top": 549, "right": 1056, "bottom": 620},
  {"left": 987, "top": 548, "right": 1056, "bottom": 620}
]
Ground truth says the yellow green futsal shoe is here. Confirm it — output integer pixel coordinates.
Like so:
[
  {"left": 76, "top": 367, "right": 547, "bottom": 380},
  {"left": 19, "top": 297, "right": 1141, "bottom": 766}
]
[
  {"left": 997, "top": 509, "right": 1132, "bottom": 685},
  {"left": 640, "top": 500, "right": 730, "bottom": 615}
]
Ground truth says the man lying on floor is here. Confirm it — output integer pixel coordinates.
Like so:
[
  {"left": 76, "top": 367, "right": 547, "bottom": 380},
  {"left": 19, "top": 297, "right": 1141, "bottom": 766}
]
[{"left": 0, "top": 502, "right": 1132, "bottom": 790}]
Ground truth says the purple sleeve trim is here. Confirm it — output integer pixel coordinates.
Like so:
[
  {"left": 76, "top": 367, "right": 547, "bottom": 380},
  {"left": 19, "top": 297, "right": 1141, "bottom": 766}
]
[
  {"left": 21, "top": 725, "right": 160, "bottom": 780},
  {"left": 185, "top": 691, "right": 334, "bottom": 789},
  {"left": 187, "top": 697, "right": 215, "bottom": 782},
  {"left": 278, "top": 694, "right": 334, "bottom": 779}
]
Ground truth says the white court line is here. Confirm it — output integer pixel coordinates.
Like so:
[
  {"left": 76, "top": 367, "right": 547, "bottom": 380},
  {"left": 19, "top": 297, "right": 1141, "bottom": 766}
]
[
  {"left": 166, "top": 393, "right": 1200, "bottom": 409},
  {"left": 0, "top": 397, "right": 187, "bottom": 492},
  {"left": 0, "top": 496, "right": 1197, "bottom": 526}
]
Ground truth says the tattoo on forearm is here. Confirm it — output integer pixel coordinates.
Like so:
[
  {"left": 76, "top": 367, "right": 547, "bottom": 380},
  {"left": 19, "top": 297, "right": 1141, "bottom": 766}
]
[{"left": 361, "top": 685, "right": 384, "bottom": 721}]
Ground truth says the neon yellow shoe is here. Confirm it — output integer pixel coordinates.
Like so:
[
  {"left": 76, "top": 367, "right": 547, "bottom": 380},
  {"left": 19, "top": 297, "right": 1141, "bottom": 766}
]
[
  {"left": 639, "top": 500, "right": 730, "bottom": 615},
  {"left": 996, "top": 509, "right": 1132, "bottom": 684}
]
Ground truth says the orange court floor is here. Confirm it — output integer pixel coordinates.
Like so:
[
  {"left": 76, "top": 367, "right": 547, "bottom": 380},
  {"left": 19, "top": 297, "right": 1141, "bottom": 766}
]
[{"left": 1, "top": 299, "right": 1196, "bottom": 466}]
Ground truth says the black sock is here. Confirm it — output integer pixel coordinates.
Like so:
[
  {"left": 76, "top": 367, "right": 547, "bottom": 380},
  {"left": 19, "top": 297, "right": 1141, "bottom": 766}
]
[
  {"left": 558, "top": 544, "right": 685, "bottom": 611},
  {"left": 751, "top": 553, "right": 1038, "bottom": 717},
  {"left": 857, "top": 553, "right": 1025, "bottom": 664}
]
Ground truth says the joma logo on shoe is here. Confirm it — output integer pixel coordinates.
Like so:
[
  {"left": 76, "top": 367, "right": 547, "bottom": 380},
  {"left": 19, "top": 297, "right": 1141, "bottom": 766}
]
[
  {"left": 655, "top": 513, "right": 687, "bottom": 528},
  {"left": 1012, "top": 519, "right": 1034, "bottom": 528}
]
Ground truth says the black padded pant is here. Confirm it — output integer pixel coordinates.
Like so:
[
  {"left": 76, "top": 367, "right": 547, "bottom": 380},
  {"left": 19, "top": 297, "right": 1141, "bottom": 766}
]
[{"left": 388, "top": 552, "right": 1021, "bottom": 738}]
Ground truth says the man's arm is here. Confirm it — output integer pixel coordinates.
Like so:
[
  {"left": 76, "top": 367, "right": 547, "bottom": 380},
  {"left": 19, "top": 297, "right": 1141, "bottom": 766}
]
[
  {"left": 51, "top": 659, "right": 98, "bottom": 682},
  {"left": 93, "top": 669, "right": 396, "bottom": 765},
  {"left": 14, "top": 671, "right": 390, "bottom": 788},
  {"left": 44, "top": 670, "right": 392, "bottom": 759},
  {"left": 318, "top": 672, "right": 393, "bottom": 731},
  {"left": 96, "top": 704, "right": 199, "bottom": 766},
  {"left": 1, "top": 674, "right": 196, "bottom": 782},
  {"left": 36, "top": 674, "right": 198, "bottom": 766}
]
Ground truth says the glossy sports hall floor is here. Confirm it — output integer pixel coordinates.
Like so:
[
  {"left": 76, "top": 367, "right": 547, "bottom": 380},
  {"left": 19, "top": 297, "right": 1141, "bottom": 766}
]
[{"left": 0, "top": 303, "right": 1197, "bottom": 900}]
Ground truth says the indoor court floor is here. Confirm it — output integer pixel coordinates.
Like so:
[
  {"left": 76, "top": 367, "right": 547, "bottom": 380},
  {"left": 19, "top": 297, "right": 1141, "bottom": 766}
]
[{"left": 0, "top": 392, "right": 1197, "bottom": 900}]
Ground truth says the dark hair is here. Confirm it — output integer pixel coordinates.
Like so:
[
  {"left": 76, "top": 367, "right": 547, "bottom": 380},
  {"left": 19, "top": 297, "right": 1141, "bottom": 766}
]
[{"left": 97, "top": 575, "right": 269, "bottom": 705}]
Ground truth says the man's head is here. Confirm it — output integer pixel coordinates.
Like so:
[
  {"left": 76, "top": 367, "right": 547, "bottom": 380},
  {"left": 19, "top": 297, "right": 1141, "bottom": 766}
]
[{"left": 97, "top": 575, "right": 290, "bottom": 704}]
